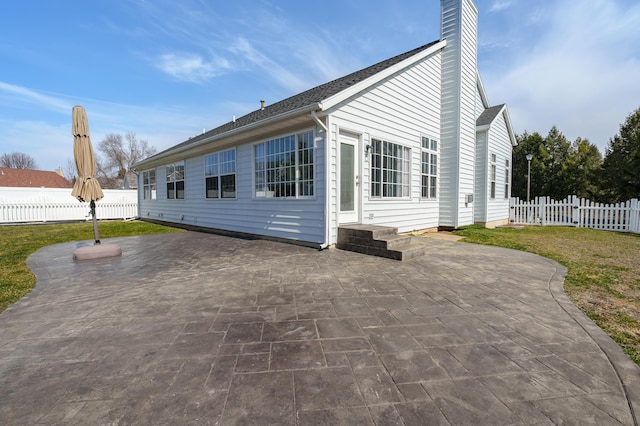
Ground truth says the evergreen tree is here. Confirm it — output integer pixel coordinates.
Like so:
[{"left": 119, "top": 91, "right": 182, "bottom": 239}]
[
  {"left": 512, "top": 131, "right": 545, "bottom": 200},
  {"left": 601, "top": 108, "right": 640, "bottom": 202},
  {"left": 513, "top": 127, "right": 602, "bottom": 201},
  {"left": 561, "top": 138, "right": 602, "bottom": 200},
  {"left": 542, "top": 126, "right": 572, "bottom": 199}
]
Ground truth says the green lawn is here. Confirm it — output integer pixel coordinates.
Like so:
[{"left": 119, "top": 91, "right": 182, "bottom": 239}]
[
  {"left": 0, "top": 221, "right": 183, "bottom": 312},
  {"left": 2, "top": 221, "right": 638, "bottom": 366},
  {"left": 453, "top": 225, "right": 640, "bottom": 365}
]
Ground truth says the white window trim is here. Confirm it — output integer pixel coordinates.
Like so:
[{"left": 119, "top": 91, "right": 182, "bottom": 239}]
[
  {"left": 253, "top": 130, "right": 315, "bottom": 199},
  {"left": 204, "top": 148, "right": 237, "bottom": 200},
  {"left": 166, "top": 161, "right": 185, "bottom": 200},
  {"left": 370, "top": 138, "right": 411, "bottom": 200},
  {"left": 504, "top": 158, "right": 510, "bottom": 200},
  {"left": 142, "top": 169, "right": 156, "bottom": 201},
  {"left": 420, "top": 136, "right": 438, "bottom": 200},
  {"left": 490, "top": 153, "right": 497, "bottom": 200}
]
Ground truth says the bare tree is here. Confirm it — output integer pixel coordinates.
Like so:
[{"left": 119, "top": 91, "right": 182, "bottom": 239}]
[
  {"left": 65, "top": 158, "right": 78, "bottom": 186},
  {"left": 96, "top": 132, "right": 156, "bottom": 188},
  {"left": 0, "top": 152, "right": 38, "bottom": 169}
]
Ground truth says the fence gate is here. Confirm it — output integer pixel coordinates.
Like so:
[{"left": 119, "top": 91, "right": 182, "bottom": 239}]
[{"left": 510, "top": 195, "right": 640, "bottom": 234}]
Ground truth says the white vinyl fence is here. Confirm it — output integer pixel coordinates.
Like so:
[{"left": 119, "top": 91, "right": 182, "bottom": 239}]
[
  {"left": 510, "top": 195, "right": 640, "bottom": 234},
  {"left": 0, "top": 187, "right": 138, "bottom": 224}
]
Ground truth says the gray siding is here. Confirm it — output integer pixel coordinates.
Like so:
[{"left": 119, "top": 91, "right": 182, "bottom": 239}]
[{"left": 139, "top": 129, "right": 327, "bottom": 245}]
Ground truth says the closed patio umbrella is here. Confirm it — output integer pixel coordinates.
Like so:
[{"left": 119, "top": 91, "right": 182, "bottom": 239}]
[{"left": 71, "top": 105, "right": 104, "bottom": 244}]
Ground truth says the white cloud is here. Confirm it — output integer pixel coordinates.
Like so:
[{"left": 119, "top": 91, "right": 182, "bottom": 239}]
[
  {"left": 0, "top": 81, "right": 72, "bottom": 113},
  {"left": 489, "top": 1, "right": 512, "bottom": 13},
  {"left": 154, "top": 53, "right": 230, "bottom": 84},
  {"left": 0, "top": 118, "right": 70, "bottom": 171},
  {"left": 0, "top": 82, "right": 221, "bottom": 171},
  {"left": 229, "top": 37, "right": 309, "bottom": 93},
  {"left": 482, "top": 0, "right": 640, "bottom": 149}
]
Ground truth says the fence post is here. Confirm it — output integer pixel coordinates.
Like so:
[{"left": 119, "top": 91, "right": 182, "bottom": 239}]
[
  {"left": 571, "top": 195, "right": 579, "bottom": 227},
  {"left": 538, "top": 197, "right": 545, "bottom": 226},
  {"left": 505, "top": 195, "right": 638, "bottom": 234},
  {"left": 510, "top": 197, "right": 515, "bottom": 223},
  {"left": 0, "top": 188, "right": 138, "bottom": 224},
  {"left": 39, "top": 186, "right": 44, "bottom": 222}
]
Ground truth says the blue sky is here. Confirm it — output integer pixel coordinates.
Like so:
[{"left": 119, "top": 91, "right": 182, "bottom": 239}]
[{"left": 1, "top": 0, "right": 639, "bottom": 172}]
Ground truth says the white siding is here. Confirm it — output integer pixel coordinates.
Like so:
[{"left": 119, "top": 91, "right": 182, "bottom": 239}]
[
  {"left": 326, "top": 52, "right": 442, "bottom": 241},
  {"left": 327, "top": 121, "right": 338, "bottom": 245},
  {"left": 486, "top": 112, "right": 512, "bottom": 222},
  {"left": 440, "top": 0, "right": 478, "bottom": 227},
  {"left": 139, "top": 129, "right": 328, "bottom": 246},
  {"left": 474, "top": 130, "right": 488, "bottom": 222}
]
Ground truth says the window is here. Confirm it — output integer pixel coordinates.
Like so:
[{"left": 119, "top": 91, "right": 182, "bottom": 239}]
[
  {"left": 420, "top": 136, "right": 438, "bottom": 199},
  {"left": 142, "top": 169, "right": 156, "bottom": 200},
  {"left": 371, "top": 139, "right": 410, "bottom": 198},
  {"left": 504, "top": 159, "right": 510, "bottom": 199},
  {"left": 166, "top": 162, "right": 185, "bottom": 199},
  {"left": 205, "top": 149, "right": 236, "bottom": 199},
  {"left": 254, "top": 131, "right": 314, "bottom": 198},
  {"left": 490, "top": 153, "right": 496, "bottom": 200}
]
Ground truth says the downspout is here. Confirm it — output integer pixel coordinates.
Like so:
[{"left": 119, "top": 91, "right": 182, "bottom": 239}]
[
  {"left": 312, "top": 110, "right": 331, "bottom": 249},
  {"left": 311, "top": 110, "right": 328, "bottom": 133}
]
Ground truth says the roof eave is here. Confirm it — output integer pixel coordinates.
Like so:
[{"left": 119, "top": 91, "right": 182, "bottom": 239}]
[
  {"left": 502, "top": 107, "right": 518, "bottom": 146},
  {"left": 476, "top": 104, "right": 518, "bottom": 147},
  {"left": 319, "top": 40, "right": 447, "bottom": 111},
  {"left": 476, "top": 71, "right": 490, "bottom": 109},
  {"left": 135, "top": 102, "right": 321, "bottom": 169}
]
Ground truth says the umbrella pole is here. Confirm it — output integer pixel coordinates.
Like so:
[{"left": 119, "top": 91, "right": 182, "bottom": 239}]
[{"left": 90, "top": 200, "right": 101, "bottom": 244}]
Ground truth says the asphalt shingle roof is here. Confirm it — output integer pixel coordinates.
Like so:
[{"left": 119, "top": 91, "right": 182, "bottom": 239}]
[
  {"left": 144, "top": 40, "right": 441, "bottom": 163},
  {"left": 0, "top": 168, "right": 72, "bottom": 188},
  {"left": 476, "top": 104, "right": 505, "bottom": 127}
]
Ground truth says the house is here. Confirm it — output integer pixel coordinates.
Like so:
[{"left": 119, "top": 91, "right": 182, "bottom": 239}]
[
  {"left": 134, "top": 0, "right": 516, "bottom": 249},
  {"left": 0, "top": 167, "right": 71, "bottom": 188}
]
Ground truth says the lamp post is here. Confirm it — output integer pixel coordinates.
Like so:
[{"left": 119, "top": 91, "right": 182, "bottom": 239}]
[{"left": 526, "top": 154, "right": 533, "bottom": 203}]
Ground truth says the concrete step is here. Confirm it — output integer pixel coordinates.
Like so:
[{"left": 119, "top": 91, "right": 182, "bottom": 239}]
[
  {"left": 338, "top": 233, "right": 412, "bottom": 250},
  {"left": 336, "top": 225, "right": 427, "bottom": 261},
  {"left": 394, "top": 241, "right": 428, "bottom": 261},
  {"left": 337, "top": 224, "right": 398, "bottom": 241},
  {"left": 376, "top": 234, "right": 413, "bottom": 250}
]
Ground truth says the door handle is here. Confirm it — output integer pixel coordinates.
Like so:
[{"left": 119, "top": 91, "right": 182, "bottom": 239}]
[{"left": 355, "top": 175, "right": 360, "bottom": 186}]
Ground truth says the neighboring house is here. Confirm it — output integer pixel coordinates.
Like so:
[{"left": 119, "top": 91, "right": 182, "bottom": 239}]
[
  {"left": 134, "top": 0, "right": 516, "bottom": 248},
  {"left": 122, "top": 171, "right": 138, "bottom": 189},
  {"left": 0, "top": 167, "right": 71, "bottom": 188}
]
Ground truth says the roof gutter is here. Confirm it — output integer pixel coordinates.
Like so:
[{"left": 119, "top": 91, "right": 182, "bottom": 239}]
[{"left": 136, "top": 102, "right": 322, "bottom": 169}]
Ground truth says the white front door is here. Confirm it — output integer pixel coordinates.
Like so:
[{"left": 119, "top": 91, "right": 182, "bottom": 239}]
[{"left": 338, "top": 132, "right": 360, "bottom": 224}]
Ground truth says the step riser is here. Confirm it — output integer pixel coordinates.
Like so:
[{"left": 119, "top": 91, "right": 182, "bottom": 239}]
[
  {"left": 337, "top": 235, "right": 412, "bottom": 250},
  {"left": 337, "top": 225, "right": 426, "bottom": 261},
  {"left": 335, "top": 243, "right": 403, "bottom": 260}
]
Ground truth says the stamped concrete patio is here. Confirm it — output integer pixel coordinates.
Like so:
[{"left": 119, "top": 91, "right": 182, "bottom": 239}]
[{"left": 0, "top": 231, "right": 638, "bottom": 425}]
